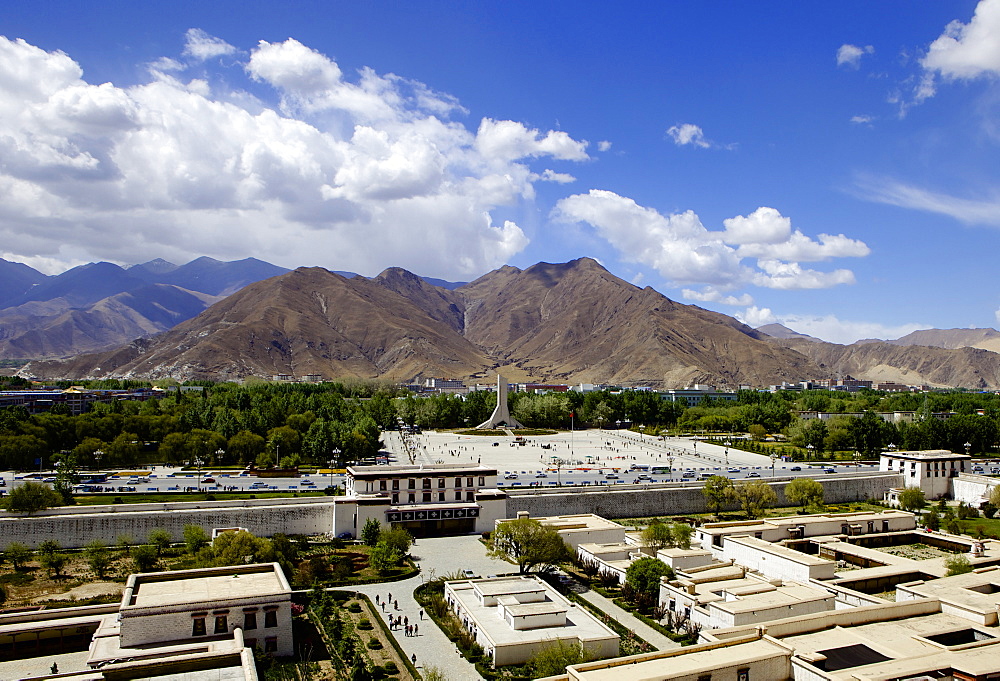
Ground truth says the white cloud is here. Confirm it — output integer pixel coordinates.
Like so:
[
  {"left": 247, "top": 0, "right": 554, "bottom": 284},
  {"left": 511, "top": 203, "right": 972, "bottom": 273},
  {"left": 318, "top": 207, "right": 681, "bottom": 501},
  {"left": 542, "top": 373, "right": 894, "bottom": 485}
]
[
  {"left": 855, "top": 176, "right": 1000, "bottom": 227},
  {"left": 0, "top": 34, "right": 593, "bottom": 279},
  {"left": 682, "top": 287, "right": 754, "bottom": 306},
  {"left": 597, "top": 140, "right": 612, "bottom": 152},
  {"left": 837, "top": 44, "right": 874, "bottom": 69},
  {"left": 554, "top": 191, "right": 867, "bottom": 291},
  {"left": 666, "top": 123, "right": 711, "bottom": 148},
  {"left": 183, "top": 29, "right": 238, "bottom": 61},
  {"left": 738, "top": 308, "right": 929, "bottom": 345},
  {"left": 538, "top": 169, "right": 576, "bottom": 183},
  {"left": 850, "top": 114, "right": 874, "bottom": 124},
  {"left": 922, "top": 0, "right": 1000, "bottom": 80}
]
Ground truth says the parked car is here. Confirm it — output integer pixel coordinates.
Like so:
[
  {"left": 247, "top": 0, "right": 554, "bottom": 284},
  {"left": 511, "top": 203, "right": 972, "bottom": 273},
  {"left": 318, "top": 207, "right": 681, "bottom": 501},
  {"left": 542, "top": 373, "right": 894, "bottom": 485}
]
[
  {"left": 463, "top": 569, "right": 476, "bottom": 578},
  {"left": 535, "top": 473, "right": 547, "bottom": 478},
  {"left": 790, "top": 466, "right": 802, "bottom": 471},
  {"left": 202, "top": 477, "right": 216, "bottom": 484},
  {"left": 605, "top": 473, "right": 618, "bottom": 479}
]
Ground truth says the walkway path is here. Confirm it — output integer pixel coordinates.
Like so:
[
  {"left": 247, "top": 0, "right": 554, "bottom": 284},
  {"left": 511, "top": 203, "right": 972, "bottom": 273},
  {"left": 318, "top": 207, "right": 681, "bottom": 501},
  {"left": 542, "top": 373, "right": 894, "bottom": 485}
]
[
  {"left": 333, "top": 535, "right": 507, "bottom": 681},
  {"left": 569, "top": 585, "right": 680, "bottom": 652}
]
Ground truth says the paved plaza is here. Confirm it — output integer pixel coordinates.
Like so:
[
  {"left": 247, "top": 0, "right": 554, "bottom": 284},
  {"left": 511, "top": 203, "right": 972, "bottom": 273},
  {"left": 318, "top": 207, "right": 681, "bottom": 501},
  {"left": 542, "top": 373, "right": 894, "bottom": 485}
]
[{"left": 404, "top": 428, "right": 780, "bottom": 475}]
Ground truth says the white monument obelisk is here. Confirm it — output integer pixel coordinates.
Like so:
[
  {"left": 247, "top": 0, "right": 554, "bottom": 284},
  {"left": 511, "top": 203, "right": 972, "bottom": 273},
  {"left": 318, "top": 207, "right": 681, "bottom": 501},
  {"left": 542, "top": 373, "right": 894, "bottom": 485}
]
[{"left": 476, "top": 374, "right": 524, "bottom": 429}]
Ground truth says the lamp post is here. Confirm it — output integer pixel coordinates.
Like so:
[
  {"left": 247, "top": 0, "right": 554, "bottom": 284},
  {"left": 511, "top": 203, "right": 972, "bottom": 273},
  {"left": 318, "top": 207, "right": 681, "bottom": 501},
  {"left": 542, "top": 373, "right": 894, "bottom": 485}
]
[
  {"left": 724, "top": 440, "right": 731, "bottom": 470},
  {"left": 328, "top": 459, "right": 335, "bottom": 489},
  {"left": 666, "top": 453, "right": 674, "bottom": 482},
  {"left": 194, "top": 457, "right": 203, "bottom": 492},
  {"left": 93, "top": 449, "right": 103, "bottom": 471},
  {"left": 965, "top": 442, "right": 972, "bottom": 457},
  {"left": 770, "top": 451, "right": 777, "bottom": 477},
  {"left": 806, "top": 443, "right": 814, "bottom": 461},
  {"left": 215, "top": 448, "right": 225, "bottom": 466}
]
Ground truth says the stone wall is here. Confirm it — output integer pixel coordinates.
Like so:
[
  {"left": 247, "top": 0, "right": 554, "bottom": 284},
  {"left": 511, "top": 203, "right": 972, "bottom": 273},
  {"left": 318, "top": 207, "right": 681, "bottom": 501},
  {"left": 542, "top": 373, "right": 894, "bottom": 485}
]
[
  {"left": 951, "top": 473, "right": 997, "bottom": 506},
  {"left": 0, "top": 472, "right": 902, "bottom": 548},
  {"left": 0, "top": 498, "right": 336, "bottom": 548},
  {"left": 505, "top": 472, "right": 903, "bottom": 520}
]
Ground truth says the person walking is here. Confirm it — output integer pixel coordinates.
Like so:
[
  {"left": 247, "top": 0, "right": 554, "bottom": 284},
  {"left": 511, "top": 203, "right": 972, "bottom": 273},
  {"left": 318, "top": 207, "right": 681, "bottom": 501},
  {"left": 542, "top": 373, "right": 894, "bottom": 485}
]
[{"left": 419, "top": 609, "right": 423, "bottom": 620}]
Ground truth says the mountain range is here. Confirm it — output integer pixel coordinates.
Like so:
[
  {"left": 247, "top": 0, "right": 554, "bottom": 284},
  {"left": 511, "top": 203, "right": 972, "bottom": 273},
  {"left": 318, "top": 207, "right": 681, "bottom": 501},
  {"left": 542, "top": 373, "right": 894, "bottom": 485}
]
[
  {"left": 11, "top": 256, "right": 1000, "bottom": 388},
  {"left": 0, "top": 257, "right": 288, "bottom": 358}
]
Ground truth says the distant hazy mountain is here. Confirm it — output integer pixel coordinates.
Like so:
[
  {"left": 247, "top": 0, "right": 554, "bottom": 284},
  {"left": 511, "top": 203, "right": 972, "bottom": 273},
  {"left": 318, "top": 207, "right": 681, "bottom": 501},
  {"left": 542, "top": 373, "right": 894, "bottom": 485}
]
[
  {"left": 756, "top": 323, "right": 824, "bottom": 343},
  {"left": 886, "top": 328, "right": 1000, "bottom": 354},
  {"left": 0, "top": 258, "right": 47, "bottom": 308},
  {"left": 0, "top": 256, "right": 288, "bottom": 359},
  {"left": 24, "top": 258, "right": 822, "bottom": 385}
]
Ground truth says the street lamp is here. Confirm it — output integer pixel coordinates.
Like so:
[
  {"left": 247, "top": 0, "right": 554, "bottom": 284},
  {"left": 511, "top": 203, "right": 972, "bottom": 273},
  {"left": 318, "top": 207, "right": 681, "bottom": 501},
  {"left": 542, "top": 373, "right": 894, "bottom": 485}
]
[
  {"left": 666, "top": 453, "right": 674, "bottom": 482},
  {"left": 806, "top": 444, "right": 814, "bottom": 460},
  {"left": 724, "top": 440, "right": 731, "bottom": 469},
  {"left": 194, "top": 457, "right": 203, "bottom": 492},
  {"left": 965, "top": 442, "right": 972, "bottom": 457},
  {"left": 327, "top": 459, "right": 336, "bottom": 489},
  {"left": 215, "top": 448, "right": 225, "bottom": 465},
  {"left": 93, "top": 449, "right": 104, "bottom": 470}
]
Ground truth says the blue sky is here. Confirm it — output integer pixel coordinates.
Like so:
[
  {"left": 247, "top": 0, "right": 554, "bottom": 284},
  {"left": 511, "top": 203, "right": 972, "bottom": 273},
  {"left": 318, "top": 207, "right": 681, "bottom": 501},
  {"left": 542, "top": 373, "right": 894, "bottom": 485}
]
[{"left": 2, "top": 1, "right": 999, "bottom": 343}]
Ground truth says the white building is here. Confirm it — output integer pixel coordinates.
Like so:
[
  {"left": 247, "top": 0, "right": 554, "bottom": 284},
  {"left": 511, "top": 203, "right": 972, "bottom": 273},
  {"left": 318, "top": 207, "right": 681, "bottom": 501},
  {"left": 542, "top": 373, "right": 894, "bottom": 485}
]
[
  {"left": 879, "top": 449, "right": 970, "bottom": 500},
  {"left": 333, "top": 462, "right": 507, "bottom": 538},
  {"left": 444, "top": 575, "right": 619, "bottom": 667}
]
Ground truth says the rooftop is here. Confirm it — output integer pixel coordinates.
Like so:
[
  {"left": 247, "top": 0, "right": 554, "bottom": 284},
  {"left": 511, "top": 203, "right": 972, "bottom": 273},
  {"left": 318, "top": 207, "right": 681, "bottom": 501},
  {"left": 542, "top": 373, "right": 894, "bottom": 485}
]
[
  {"left": 881, "top": 449, "right": 971, "bottom": 461},
  {"left": 348, "top": 462, "right": 497, "bottom": 478},
  {"left": 125, "top": 563, "right": 289, "bottom": 610}
]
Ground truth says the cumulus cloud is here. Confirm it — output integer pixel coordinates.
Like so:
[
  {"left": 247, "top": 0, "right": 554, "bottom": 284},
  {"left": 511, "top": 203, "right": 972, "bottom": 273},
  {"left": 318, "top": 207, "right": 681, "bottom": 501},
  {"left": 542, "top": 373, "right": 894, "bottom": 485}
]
[
  {"left": 183, "top": 29, "right": 238, "bottom": 61},
  {"left": 553, "top": 191, "right": 868, "bottom": 291},
  {"left": 666, "top": 123, "right": 711, "bottom": 148},
  {"left": 0, "top": 34, "right": 589, "bottom": 279},
  {"left": 681, "top": 287, "right": 754, "bottom": 307},
  {"left": 597, "top": 140, "right": 612, "bottom": 152},
  {"left": 837, "top": 44, "right": 874, "bottom": 68},
  {"left": 738, "top": 307, "right": 929, "bottom": 345},
  {"left": 922, "top": 0, "right": 1000, "bottom": 80}
]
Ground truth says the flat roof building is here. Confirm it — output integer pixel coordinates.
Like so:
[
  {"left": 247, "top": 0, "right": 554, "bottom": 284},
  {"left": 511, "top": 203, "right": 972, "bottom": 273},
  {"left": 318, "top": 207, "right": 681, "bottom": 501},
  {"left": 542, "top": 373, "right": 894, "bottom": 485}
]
[{"left": 445, "top": 575, "right": 619, "bottom": 667}]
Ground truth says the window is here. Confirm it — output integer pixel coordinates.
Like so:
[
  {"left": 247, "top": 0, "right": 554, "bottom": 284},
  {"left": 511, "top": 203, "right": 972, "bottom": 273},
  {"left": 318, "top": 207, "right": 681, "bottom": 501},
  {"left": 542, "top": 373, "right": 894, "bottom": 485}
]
[
  {"left": 466, "top": 491, "right": 474, "bottom": 501},
  {"left": 737, "top": 669, "right": 749, "bottom": 681},
  {"left": 215, "top": 615, "right": 228, "bottom": 634},
  {"left": 245, "top": 638, "right": 257, "bottom": 649},
  {"left": 467, "top": 477, "right": 473, "bottom": 487},
  {"left": 423, "top": 492, "right": 431, "bottom": 502},
  {"left": 192, "top": 617, "right": 206, "bottom": 636},
  {"left": 264, "top": 610, "right": 278, "bottom": 628},
  {"left": 408, "top": 493, "right": 415, "bottom": 503},
  {"left": 244, "top": 612, "right": 258, "bottom": 630},
  {"left": 392, "top": 493, "right": 398, "bottom": 503},
  {"left": 265, "top": 637, "right": 277, "bottom": 652},
  {"left": 698, "top": 675, "right": 712, "bottom": 681},
  {"left": 422, "top": 478, "right": 431, "bottom": 489},
  {"left": 454, "top": 477, "right": 462, "bottom": 487},
  {"left": 379, "top": 480, "right": 387, "bottom": 491},
  {"left": 392, "top": 480, "right": 399, "bottom": 490},
  {"left": 478, "top": 476, "right": 485, "bottom": 486},
  {"left": 455, "top": 491, "right": 462, "bottom": 501},
  {"left": 438, "top": 492, "right": 445, "bottom": 502},
  {"left": 438, "top": 478, "right": 445, "bottom": 488},
  {"left": 408, "top": 479, "right": 415, "bottom": 489}
]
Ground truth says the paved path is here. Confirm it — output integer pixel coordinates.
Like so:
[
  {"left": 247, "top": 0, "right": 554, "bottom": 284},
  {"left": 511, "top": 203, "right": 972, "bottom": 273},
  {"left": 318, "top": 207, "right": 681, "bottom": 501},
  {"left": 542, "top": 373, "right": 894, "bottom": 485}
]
[
  {"left": 0, "top": 650, "right": 90, "bottom": 680},
  {"left": 334, "top": 535, "right": 509, "bottom": 681},
  {"left": 571, "top": 586, "right": 680, "bottom": 652}
]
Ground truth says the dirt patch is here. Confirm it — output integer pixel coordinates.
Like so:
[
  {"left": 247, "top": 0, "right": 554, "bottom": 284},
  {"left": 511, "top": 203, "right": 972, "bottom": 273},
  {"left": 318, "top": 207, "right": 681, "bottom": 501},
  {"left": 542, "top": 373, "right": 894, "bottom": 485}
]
[
  {"left": 34, "top": 581, "right": 122, "bottom": 603},
  {"left": 878, "top": 544, "right": 953, "bottom": 561}
]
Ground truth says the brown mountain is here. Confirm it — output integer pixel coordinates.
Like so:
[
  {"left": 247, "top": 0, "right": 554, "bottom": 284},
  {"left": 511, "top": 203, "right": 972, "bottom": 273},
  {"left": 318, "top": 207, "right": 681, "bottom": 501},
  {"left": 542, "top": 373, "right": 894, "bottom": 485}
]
[
  {"left": 768, "top": 337, "right": 1000, "bottom": 389},
  {"left": 23, "top": 258, "right": 823, "bottom": 386},
  {"left": 887, "top": 328, "right": 1000, "bottom": 354}
]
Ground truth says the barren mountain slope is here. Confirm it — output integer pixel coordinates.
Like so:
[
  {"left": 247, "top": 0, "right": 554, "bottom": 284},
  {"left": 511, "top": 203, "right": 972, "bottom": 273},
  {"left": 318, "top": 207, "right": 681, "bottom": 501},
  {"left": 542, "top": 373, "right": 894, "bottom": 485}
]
[
  {"left": 773, "top": 338, "right": 1000, "bottom": 389},
  {"left": 887, "top": 328, "right": 1000, "bottom": 354},
  {"left": 458, "top": 258, "right": 820, "bottom": 386},
  {"left": 26, "top": 268, "right": 493, "bottom": 381}
]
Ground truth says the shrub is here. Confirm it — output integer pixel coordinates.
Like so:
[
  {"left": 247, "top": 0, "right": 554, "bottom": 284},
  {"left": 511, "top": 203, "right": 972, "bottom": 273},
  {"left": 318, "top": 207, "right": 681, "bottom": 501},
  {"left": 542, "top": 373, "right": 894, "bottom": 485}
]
[
  {"left": 366, "top": 637, "right": 383, "bottom": 649},
  {"left": 383, "top": 661, "right": 398, "bottom": 674},
  {"left": 347, "top": 601, "right": 362, "bottom": 613},
  {"left": 357, "top": 617, "right": 373, "bottom": 630}
]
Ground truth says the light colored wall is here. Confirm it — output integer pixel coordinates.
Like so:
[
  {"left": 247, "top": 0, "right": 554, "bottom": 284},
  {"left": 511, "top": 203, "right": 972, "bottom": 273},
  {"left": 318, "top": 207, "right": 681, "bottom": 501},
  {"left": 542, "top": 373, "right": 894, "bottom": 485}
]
[
  {"left": 952, "top": 474, "right": 997, "bottom": 506},
  {"left": 506, "top": 473, "right": 903, "bottom": 519},
  {"left": 722, "top": 538, "right": 835, "bottom": 582}
]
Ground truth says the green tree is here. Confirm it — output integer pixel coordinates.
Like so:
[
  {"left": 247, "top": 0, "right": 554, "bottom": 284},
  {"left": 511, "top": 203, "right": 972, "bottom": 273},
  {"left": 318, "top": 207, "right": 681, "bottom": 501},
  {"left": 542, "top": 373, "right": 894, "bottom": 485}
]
[
  {"left": 487, "top": 517, "right": 571, "bottom": 574},
  {"left": 38, "top": 539, "right": 61, "bottom": 558},
  {"left": 785, "top": 477, "right": 824, "bottom": 510},
  {"left": 730, "top": 479, "right": 778, "bottom": 519},
  {"left": 898, "top": 487, "right": 927, "bottom": 512},
  {"left": 923, "top": 507, "right": 941, "bottom": 531},
  {"left": 989, "top": 484, "right": 1000, "bottom": 508},
  {"left": 206, "top": 530, "right": 276, "bottom": 567},
  {"left": 369, "top": 541, "right": 402, "bottom": 574},
  {"left": 132, "top": 544, "right": 159, "bottom": 572},
  {"left": 5, "top": 542, "right": 31, "bottom": 570},
  {"left": 361, "top": 518, "right": 382, "bottom": 547},
  {"left": 702, "top": 475, "right": 734, "bottom": 514},
  {"left": 3, "top": 482, "right": 63, "bottom": 514},
  {"left": 378, "top": 527, "right": 413, "bottom": 556},
  {"left": 184, "top": 525, "right": 211, "bottom": 555},
  {"left": 148, "top": 528, "right": 173, "bottom": 556},
  {"left": 41, "top": 552, "right": 69, "bottom": 578},
  {"left": 85, "top": 540, "right": 112, "bottom": 579},
  {"left": 747, "top": 424, "right": 767, "bottom": 442},
  {"left": 850, "top": 410, "right": 885, "bottom": 459},
  {"left": 524, "top": 640, "right": 585, "bottom": 678},
  {"left": 641, "top": 521, "right": 674, "bottom": 552},
  {"left": 227, "top": 430, "right": 266, "bottom": 465},
  {"left": 625, "top": 556, "right": 673, "bottom": 597},
  {"left": 670, "top": 522, "right": 694, "bottom": 550},
  {"left": 945, "top": 553, "right": 973, "bottom": 576}
]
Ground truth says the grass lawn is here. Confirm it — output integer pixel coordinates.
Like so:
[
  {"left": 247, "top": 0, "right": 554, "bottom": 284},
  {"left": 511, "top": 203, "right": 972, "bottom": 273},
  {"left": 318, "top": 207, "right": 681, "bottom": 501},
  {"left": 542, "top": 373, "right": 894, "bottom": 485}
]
[{"left": 956, "top": 516, "right": 1000, "bottom": 539}]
